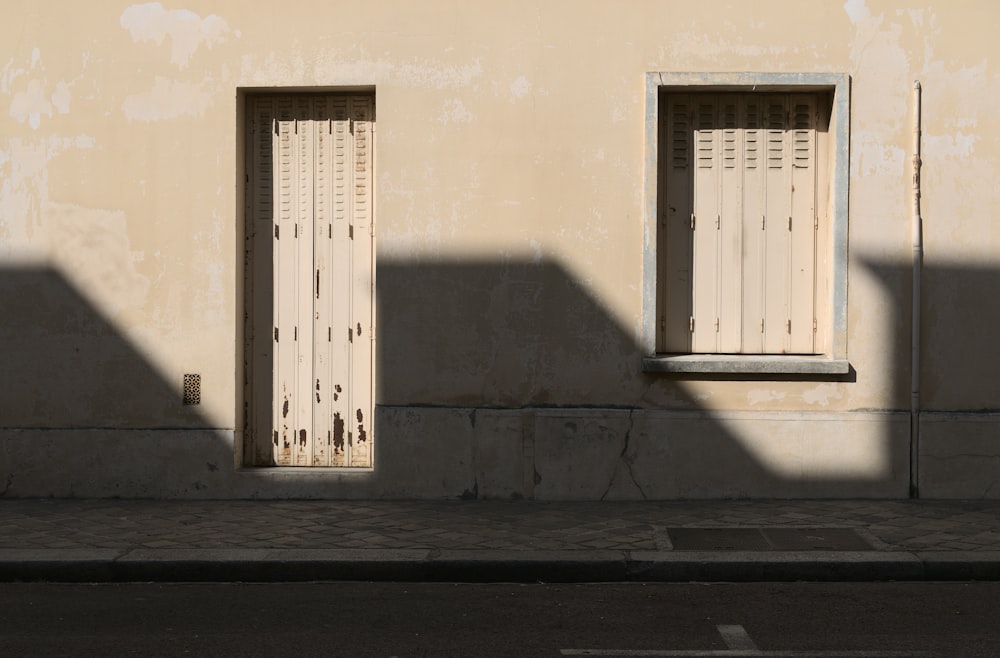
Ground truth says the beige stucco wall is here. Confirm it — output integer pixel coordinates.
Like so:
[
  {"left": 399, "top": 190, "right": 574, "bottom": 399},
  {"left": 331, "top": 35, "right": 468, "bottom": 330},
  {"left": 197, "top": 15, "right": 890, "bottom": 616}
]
[{"left": 2, "top": 1, "right": 998, "bottom": 498}]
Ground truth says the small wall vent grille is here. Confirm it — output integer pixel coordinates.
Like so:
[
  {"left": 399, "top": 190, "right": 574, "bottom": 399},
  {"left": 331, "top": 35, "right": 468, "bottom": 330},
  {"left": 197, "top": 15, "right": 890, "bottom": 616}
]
[{"left": 183, "top": 374, "right": 202, "bottom": 405}]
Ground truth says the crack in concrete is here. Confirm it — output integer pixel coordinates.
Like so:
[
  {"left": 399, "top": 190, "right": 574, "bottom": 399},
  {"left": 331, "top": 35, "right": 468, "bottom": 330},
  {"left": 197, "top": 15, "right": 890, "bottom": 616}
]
[{"left": 602, "top": 408, "right": 647, "bottom": 501}]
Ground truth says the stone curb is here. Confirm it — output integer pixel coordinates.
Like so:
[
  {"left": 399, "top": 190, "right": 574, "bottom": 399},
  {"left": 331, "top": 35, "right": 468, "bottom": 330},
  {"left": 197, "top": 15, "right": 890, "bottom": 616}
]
[{"left": 0, "top": 549, "right": 998, "bottom": 583}]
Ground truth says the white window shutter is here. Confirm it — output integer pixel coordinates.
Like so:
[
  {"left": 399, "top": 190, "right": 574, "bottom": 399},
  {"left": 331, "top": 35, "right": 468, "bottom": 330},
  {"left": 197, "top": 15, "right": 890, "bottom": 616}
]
[
  {"left": 691, "top": 98, "right": 720, "bottom": 353},
  {"left": 762, "top": 97, "right": 792, "bottom": 353},
  {"left": 788, "top": 95, "right": 817, "bottom": 354},
  {"left": 662, "top": 96, "right": 694, "bottom": 352},
  {"left": 718, "top": 97, "right": 743, "bottom": 352},
  {"left": 740, "top": 97, "right": 767, "bottom": 354},
  {"left": 660, "top": 92, "right": 822, "bottom": 356}
]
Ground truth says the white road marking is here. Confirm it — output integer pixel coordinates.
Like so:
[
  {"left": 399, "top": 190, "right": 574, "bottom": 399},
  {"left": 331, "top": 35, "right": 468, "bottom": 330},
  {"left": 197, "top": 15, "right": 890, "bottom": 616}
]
[
  {"left": 717, "top": 625, "right": 758, "bottom": 651},
  {"left": 561, "top": 622, "right": 931, "bottom": 656}
]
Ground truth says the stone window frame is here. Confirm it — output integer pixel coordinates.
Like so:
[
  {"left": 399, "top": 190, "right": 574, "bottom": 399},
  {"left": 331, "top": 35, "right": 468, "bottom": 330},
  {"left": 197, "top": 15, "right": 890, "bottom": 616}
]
[{"left": 641, "top": 72, "right": 851, "bottom": 375}]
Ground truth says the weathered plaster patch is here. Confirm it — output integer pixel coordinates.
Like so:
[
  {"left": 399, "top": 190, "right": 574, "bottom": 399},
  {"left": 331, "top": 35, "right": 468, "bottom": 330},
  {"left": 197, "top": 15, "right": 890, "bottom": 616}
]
[
  {"left": 0, "top": 136, "right": 97, "bottom": 251},
  {"left": 925, "top": 132, "right": 977, "bottom": 160},
  {"left": 439, "top": 98, "right": 472, "bottom": 124},
  {"left": 853, "top": 135, "right": 905, "bottom": 177},
  {"left": 843, "top": 0, "right": 870, "bottom": 25},
  {"left": 5, "top": 51, "right": 84, "bottom": 129},
  {"left": 509, "top": 76, "right": 530, "bottom": 101},
  {"left": 747, "top": 389, "right": 787, "bottom": 406},
  {"left": 50, "top": 82, "right": 71, "bottom": 114},
  {"left": 122, "top": 77, "right": 213, "bottom": 121},
  {"left": 120, "top": 2, "right": 234, "bottom": 69},
  {"left": 801, "top": 383, "right": 843, "bottom": 406},
  {"left": 1, "top": 58, "right": 19, "bottom": 94},
  {"left": 9, "top": 79, "right": 51, "bottom": 129}
]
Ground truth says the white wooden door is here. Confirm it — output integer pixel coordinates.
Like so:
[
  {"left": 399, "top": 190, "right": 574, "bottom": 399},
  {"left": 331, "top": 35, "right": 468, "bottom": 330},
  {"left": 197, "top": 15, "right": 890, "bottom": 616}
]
[{"left": 247, "top": 94, "right": 374, "bottom": 467}]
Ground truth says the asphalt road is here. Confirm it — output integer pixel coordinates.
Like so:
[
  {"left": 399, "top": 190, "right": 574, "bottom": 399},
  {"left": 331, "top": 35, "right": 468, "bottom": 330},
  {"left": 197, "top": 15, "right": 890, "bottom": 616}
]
[{"left": 0, "top": 582, "right": 998, "bottom": 657}]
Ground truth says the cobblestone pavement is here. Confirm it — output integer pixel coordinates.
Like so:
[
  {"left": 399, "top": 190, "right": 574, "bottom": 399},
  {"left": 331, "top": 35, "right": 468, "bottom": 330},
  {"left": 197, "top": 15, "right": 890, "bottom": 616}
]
[{"left": 2, "top": 499, "right": 999, "bottom": 553}]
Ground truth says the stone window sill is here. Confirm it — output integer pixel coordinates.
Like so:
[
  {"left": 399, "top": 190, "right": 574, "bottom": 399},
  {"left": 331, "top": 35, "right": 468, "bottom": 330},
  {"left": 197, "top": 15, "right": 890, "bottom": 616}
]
[{"left": 643, "top": 354, "right": 850, "bottom": 375}]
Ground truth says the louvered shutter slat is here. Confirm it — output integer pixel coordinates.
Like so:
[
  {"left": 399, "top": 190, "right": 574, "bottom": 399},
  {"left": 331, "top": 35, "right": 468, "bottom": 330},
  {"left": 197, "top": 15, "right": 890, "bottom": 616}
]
[
  {"left": 349, "top": 96, "right": 375, "bottom": 468},
  {"left": 741, "top": 97, "right": 767, "bottom": 354},
  {"left": 691, "top": 98, "right": 720, "bottom": 352},
  {"left": 789, "top": 95, "right": 817, "bottom": 353},
  {"left": 274, "top": 99, "right": 298, "bottom": 465},
  {"left": 718, "top": 97, "right": 743, "bottom": 352},
  {"left": 763, "top": 97, "right": 792, "bottom": 353},
  {"left": 662, "top": 96, "right": 694, "bottom": 352}
]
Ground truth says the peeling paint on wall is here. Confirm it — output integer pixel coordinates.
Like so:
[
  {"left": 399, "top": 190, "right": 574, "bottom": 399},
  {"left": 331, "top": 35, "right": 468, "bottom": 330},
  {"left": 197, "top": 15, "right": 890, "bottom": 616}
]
[
  {"left": 0, "top": 135, "right": 96, "bottom": 252},
  {"left": 120, "top": 2, "right": 235, "bottom": 69},
  {"left": 748, "top": 389, "right": 787, "bottom": 406},
  {"left": 854, "top": 137, "right": 905, "bottom": 177},
  {"left": 509, "top": 76, "right": 530, "bottom": 102},
  {"left": 801, "top": 384, "right": 844, "bottom": 407},
  {"left": 439, "top": 98, "right": 472, "bottom": 124},
  {"left": 9, "top": 80, "right": 53, "bottom": 129},
  {"left": 5, "top": 50, "right": 76, "bottom": 130}
]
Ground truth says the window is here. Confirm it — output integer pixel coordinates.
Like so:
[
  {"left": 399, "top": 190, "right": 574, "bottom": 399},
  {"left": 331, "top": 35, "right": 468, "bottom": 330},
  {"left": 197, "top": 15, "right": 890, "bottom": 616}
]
[
  {"left": 642, "top": 74, "right": 850, "bottom": 374},
  {"left": 244, "top": 93, "right": 375, "bottom": 467}
]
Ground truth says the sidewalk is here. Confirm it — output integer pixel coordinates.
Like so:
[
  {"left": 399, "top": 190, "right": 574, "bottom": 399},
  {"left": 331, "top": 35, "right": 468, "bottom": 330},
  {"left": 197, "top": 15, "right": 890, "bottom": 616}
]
[{"left": 1, "top": 499, "right": 999, "bottom": 583}]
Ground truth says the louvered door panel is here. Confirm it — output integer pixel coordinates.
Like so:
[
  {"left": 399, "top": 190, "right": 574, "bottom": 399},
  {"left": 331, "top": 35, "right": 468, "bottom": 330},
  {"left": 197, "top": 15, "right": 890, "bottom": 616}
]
[
  {"left": 247, "top": 94, "right": 374, "bottom": 468},
  {"left": 274, "top": 98, "right": 298, "bottom": 465},
  {"left": 293, "top": 97, "right": 317, "bottom": 466},
  {"left": 248, "top": 98, "right": 276, "bottom": 465},
  {"left": 349, "top": 97, "right": 375, "bottom": 467}
]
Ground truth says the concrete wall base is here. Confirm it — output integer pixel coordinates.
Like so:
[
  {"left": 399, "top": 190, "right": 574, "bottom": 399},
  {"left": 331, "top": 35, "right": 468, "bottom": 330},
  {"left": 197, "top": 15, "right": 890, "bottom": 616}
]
[
  {"left": 0, "top": 407, "right": 963, "bottom": 499},
  {"left": 919, "top": 413, "right": 1000, "bottom": 498}
]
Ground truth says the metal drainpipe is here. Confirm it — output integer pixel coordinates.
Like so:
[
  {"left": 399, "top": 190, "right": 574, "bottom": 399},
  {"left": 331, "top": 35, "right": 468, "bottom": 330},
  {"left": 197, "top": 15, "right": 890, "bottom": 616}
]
[{"left": 910, "top": 80, "right": 923, "bottom": 498}]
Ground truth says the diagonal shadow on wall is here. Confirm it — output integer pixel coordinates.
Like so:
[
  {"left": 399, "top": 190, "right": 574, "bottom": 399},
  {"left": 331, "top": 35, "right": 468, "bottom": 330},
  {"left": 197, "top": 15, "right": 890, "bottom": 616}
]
[
  {"left": 6, "top": 256, "right": 994, "bottom": 499},
  {"left": 860, "top": 258, "right": 1000, "bottom": 498},
  {"left": 0, "top": 266, "right": 221, "bottom": 497},
  {"left": 374, "top": 257, "right": 905, "bottom": 500}
]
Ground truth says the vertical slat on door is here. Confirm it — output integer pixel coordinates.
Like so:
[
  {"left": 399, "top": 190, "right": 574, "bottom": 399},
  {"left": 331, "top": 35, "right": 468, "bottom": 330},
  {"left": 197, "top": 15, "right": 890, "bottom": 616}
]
[
  {"left": 741, "top": 97, "right": 766, "bottom": 354},
  {"left": 349, "top": 96, "right": 374, "bottom": 468},
  {"left": 763, "top": 97, "right": 791, "bottom": 353},
  {"left": 329, "top": 98, "right": 352, "bottom": 467},
  {"left": 691, "top": 98, "right": 719, "bottom": 352},
  {"left": 312, "top": 96, "right": 333, "bottom": 466},
  {"left": 249, "top": 97, "right": 276, "bottom": 464},
  {"left": 789, "top": 95, "right": 817, "bottom": 353},
  {"left": 718, "top": 97, "right": 742, "bottom": 352},
  {"left": 662, "top": 96, "right": 693, "bottom": 352},
  {"left": 274, "top": 98, "right": 297, "bottom": 465},
  {"left": 293, "top": 97, "right": 316, "bottom": 466}
]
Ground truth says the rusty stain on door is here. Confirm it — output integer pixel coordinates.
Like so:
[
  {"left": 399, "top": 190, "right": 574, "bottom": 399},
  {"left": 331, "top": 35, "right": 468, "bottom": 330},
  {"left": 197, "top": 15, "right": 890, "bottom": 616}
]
[{"left": 246, "top": 93, "right": 375, "bottom": 468}]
